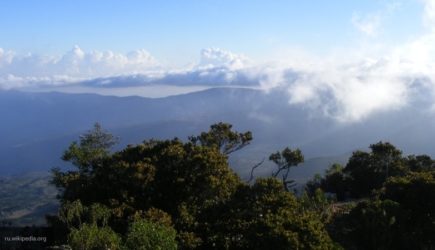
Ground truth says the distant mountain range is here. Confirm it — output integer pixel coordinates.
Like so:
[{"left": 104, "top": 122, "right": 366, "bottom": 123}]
[{"left": 1, "top": 87, "right": 434, "bottom": 179}]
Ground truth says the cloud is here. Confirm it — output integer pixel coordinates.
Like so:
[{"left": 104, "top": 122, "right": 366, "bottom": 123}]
[
  {"left": 2, "top": 1, "right": 435, "bottom": 123},
  {"left": 0, "top": 42, "right": 431, "bottom": 123},
  {"left": 199, "top": 48, "right": 250, "bottom": 70},
  {"left": 79, "top": 68, "right": 259, "bottom": 88},
  {"left": 75, "top": 48, "right": 260, "bottom": 88},
  {"left": 352, "top": 12, "right": 382, "bottom": 37},
  {"left": 270, "top": 33, "right": 435, "bottom": 122},
  {"left": 263, "top": 0, "right": 435, "bottom": 122},
  {"left": 422, "top": 0, "right": 435, "bottom": 28},
  {"left": 351, "top": 2, "right": 401, "bottom": 37},
  {"left": 284, "top": 59, "right": 410, "bottom": 122},
  {"left": 0, "top": 46, "right": 159, "bottom": 88},
  {"left": 0, "top": 47, "right": 258, "bottom": 89}
]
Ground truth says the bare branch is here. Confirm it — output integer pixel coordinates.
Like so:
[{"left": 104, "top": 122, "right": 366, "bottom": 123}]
[{"left": 248, "top": 157, "right": 265, "bottom": 183}]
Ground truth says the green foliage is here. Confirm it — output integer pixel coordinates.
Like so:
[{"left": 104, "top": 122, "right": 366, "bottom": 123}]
[
  {"left": 334, "top": 199, "right": 400, "bottom": 249},
  {"left": 62, "top": 123, "right": 118, "bottom": 170},
  {"left": 51, "top": 124, "right": 435, "bottom": 250},
  {"left": 405, "top": 154, "right": 434, "bottom": 172},
  {"left": 68, "top": 223, "right": 121, "bottom": 250},
  {"left": 312, "top": 142, "right": 408, "bottom": 200},
  {"left": 94, "top": 137, "right": 242, "bottom": 242},
  {"left": 300, "top": 188, "right": 334, "bottom": 224},
  {"left": 383, "top": 171, "right": 435, "bottom": 210},
  {"left": 314, "top": 142, "right": 435, "bottom": 202},
  {"left": 51, "top": 123, "right": 247, "bottom": 248},
  {"left": 305, "top": 173, "right": 322, "bottom": 195},
  {"left": 344, "top": 141, "right": 405, "bottom": 198},
  {"left": 87, "top": 203, "right": 112, "bottom": 227},
  {"left": 319, "top": 164, "right": 347, "bottom": 201},
  {"left": 57, "top": 201, "right": 122, "bottom": 249},
  {"left": 345, "top": 151, "right": 381, "bottom": 197},
  {"left": 189, "top": 122, "right": 252, "bottom": 155},
  {"left": 58, "top": 200, "right": 113, "bottom": 228},
  {"left": 270, "top": 147, "right": 304, "bottom": 191},
  {"left": 330, "top": 170, "right": 435, "bottom": 249},
  {"left": 59, "top": 200, "right": 85, "bottom": 229},
  {"left": 204, "top": 178, "right": 335, "bottom": 249},
  {"left": 52, "top": 123, "right": 118, "bottom": 203},
  {"left": 125, "top": 219, "right": 177, "bottom": 250},
  {"left": 50, "top": 123, "right": 364, "bottom": 249},
  {"left": 308, "top": 142, "right": 435, "bottom": 249},
  {"left": 142, "top": 207, "right": 173, "bottom": 227},
  {"left": 381, "top": 171, "right": 435, "bottom": 248}
]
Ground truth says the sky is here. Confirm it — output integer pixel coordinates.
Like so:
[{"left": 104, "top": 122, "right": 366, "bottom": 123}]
[
  {"left": 0, "top": 0, "right": 425, "bottom": 62},
  {"left": 1, "top": 0, "right": 435, "bottom": 122}
]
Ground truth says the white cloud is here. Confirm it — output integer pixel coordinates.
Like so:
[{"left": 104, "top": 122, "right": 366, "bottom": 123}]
[
  {"left": 2, "top": 1, "right": 435, "bottom": 123},
  {"left": 0, "top": 43, "right": 431, "bottom": 123},
  {"left": 285, "top": 59, "right": 410, "bottom": 122},
  {"left": 266, "top": 0, "right": 435, "bottom": 122},
  {"left": 422, "top": 0, "right": 435, "bottom": 28},
  {"left": 351, "top": 2, "right": 401, "bottom": 37},
  {"left": 198, "top": 48, "right": 250, "bottom": 70},
  {"left": 75, "top": 48, "right": 259, "bottom": 88},
  {"left": 352, "top": 12, "right": 381, "bottom": 37},
  {"left": 0, "top": 47, "right": 256, "bottom": 89},
  {"left": 0, "top": 46, "right": 159, "bottom": 87}
]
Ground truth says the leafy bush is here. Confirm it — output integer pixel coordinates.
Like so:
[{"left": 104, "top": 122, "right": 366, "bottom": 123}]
[
  {"left": 125, "top": 219, "right": 177, "bottom": 250},
  {"left": 68, "top": 223, "right": 121, "bottom": 250}
]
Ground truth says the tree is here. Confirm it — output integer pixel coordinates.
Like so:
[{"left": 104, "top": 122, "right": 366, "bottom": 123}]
[
  {"left": 381, "top": 171, "right": 435, "bottom": 248},
  {"left": 61, "top": 123, "right": 118, "bottom": 171},
  {"left": 332, "top": 171, "right": 435, "bottom": 250},
  {"left": 68, "top": 223, "right": 121, "bottom": 250},
  {"left": 369, "top": 141, "right": 403, "bottom": 179},
  {"left": 299, "top": 188, "right": 334, "bottom": 224},
  {"left": 269, "top": 147, "right": 304, "bottom": 191},
  {"left": 333, "top": 200, "right": 401, "bottom": 250},
  {"left": 319, "top": 164, "right": 347, "bottom": 201},
  {"left": 189, "top": 122, "right": 252, "bottom": 155},
  {"left": 343, "top": 142, "right": 405, "bottom": 198},
  {"left": 125, "top": 219, "right": 177, "bottom": 250},
  {"left": 50, "top": 123, "right": 337, "bottom": 249},
  {"left": 51, "top": 123, "right": 118, "bottom": 203},
  {"left": 305, "top": 173, "right": 322, "bottom": 196},
  {"left": 205, "top": 178, "right": 335, "bottom": 249},
  {"left": 405, "top": 154, "right": 434, "bottom": 172},
  {"left": 55, "top": 200, "right": 121, "bottom": 250},
  {"left": 53, "top": 136, "right": 242, "bottom": 248}
]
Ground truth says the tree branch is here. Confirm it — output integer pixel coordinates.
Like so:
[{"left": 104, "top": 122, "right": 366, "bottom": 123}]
[{"left": 248, "top": 157, "right": 265, "bottom": 183}]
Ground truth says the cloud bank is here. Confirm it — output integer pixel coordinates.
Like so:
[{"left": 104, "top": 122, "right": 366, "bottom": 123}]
[
  {"left": 0, "top": 47, "right": 258, "bottom": 89},
  {"left": 2, "top": 1, "right": 435, "bottom": 123},
  {"left": 0, "top": 46, "right": 159, "bottom": 88}
]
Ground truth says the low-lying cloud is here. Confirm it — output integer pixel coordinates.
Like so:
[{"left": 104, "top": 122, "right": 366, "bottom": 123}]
[{"left": 0, "top": 46, "right": 159, "bottom": 88}]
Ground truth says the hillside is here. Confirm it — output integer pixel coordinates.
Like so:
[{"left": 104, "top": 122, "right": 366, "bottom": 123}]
[
  {"left": 1, "top": 88, "right": 434, "bottom": 176},
  {"left": 0, "top": 172, "right": 58, "bottom": 226}
]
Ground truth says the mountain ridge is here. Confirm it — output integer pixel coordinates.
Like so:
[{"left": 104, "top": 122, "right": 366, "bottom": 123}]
[{"left": 1, "top": 87, "right": 434, "bottom": 176}]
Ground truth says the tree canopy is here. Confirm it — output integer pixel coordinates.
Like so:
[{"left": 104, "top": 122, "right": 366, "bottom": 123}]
[
  {"left": 48, "top": 124, "right": 435, "bottom": 249},
  {"left": 270, "top": 147, "right": 304, "bottom": 191},
  {"left": 50, "top": 123, "right": 333, "bottom": 249},
  {"left": 308, "top": 142, "right": 435, "bottom": 249},
  {"left": 189, "top": 122, "right": 252, "bottom": 155}
]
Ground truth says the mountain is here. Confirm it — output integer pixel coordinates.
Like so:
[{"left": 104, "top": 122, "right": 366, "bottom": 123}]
[
  {"left": 1, "top": 87, "right": 434, "bottom": 178},
  {"left": 2, "top": 86, "right": 434, "bottom": 227}
]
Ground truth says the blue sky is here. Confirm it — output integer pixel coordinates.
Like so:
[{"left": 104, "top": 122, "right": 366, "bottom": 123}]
[
  {"left": 1, "top": 0, "right": 435, "bottom": 122},
  {"left": 0, "top": 0, "right": 425, "bottom": 63}
]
